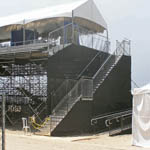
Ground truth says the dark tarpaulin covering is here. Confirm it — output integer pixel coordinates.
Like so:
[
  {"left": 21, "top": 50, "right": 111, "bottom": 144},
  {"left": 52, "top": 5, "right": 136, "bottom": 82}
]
[{"left": 11, "top": 29, "right": 38, "bottom": 46}]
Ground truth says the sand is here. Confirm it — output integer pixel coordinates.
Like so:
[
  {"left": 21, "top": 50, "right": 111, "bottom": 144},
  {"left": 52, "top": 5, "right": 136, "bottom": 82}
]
[{"left": 0, "top": 130, "right": 149, "bottom": 150}]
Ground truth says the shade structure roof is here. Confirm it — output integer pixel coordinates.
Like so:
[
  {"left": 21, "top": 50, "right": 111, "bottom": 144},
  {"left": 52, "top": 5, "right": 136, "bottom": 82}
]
[{"left": 0, "top": 0, "right": 107, "bottom": 42}]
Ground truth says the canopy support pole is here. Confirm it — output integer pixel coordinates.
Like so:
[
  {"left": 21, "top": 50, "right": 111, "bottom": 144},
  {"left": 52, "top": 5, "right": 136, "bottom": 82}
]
[{"left": 72, "top": 10, "right": 74, "bottom": 44}]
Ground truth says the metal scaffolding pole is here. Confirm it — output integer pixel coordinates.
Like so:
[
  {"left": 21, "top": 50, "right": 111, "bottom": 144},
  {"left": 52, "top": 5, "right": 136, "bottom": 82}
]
[{"left": 2, "top": 95, "right": 6, "bottom": 150}]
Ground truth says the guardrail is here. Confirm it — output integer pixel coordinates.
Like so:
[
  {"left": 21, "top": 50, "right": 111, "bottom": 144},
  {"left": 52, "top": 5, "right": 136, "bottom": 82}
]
[
  {"left": 48, "top": 23, "right": 108, "bottom": 52},
  {"left": 91, "top": 109, "right": 132, "bottom": 136}
]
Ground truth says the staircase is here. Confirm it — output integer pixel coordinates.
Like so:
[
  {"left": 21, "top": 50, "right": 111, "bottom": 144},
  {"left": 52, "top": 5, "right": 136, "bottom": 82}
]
[
  {"left": 92, "top": 41, "right": 125, "bottom": 93},
  {"left": 40, "top": 78, "right": 84, "bottom": 135},
  {"left": 35, "top": 40, "right": 128, "bottom": 136},
  {"left": 0, "top": 22, "right": 130, "bottom": 135}
]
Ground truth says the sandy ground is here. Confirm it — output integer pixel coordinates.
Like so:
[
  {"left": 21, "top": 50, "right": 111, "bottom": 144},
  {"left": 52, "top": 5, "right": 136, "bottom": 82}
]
[{"left": 0, "top": 130, "right": 149, "bottom": 150}]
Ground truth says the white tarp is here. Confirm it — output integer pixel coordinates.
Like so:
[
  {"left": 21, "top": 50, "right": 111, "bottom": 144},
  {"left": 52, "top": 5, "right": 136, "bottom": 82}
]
[
  {"left": 132, "top": 84, "right": 150, "bottom": 148},
  {"left": 0, "top": 0, "right": 87, "bottom": 27},
  {"left": 0, "top": 0, "right": 107, "bottom": 41}
]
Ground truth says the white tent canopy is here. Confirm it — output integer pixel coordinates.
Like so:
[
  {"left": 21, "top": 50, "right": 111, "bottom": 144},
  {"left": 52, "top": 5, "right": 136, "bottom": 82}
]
[
  {"left": 132, "top": 84, "right": 150, "bottom": 148},
  {"left": 0, "top": 0, "right": 107, "bottom": 41}
]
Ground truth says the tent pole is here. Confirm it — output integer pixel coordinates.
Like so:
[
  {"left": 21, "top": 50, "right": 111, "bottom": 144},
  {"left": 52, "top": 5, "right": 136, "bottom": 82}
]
[{"left": 72, "top": 10, "right": 74, "bottom": 44}]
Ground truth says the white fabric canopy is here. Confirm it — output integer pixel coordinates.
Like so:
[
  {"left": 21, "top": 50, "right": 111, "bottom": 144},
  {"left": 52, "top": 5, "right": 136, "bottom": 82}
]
[
  {"left": 132, "top": 84, "right": 150, "bottom": 148},
  {"left": 0, "top": 0, "right": 107, "bottom": 41}
]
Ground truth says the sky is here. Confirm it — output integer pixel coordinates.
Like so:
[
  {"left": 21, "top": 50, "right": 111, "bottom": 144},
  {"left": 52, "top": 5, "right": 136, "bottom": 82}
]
[{"left": 0, "top": 0, "right": 149, "bottom": 87}]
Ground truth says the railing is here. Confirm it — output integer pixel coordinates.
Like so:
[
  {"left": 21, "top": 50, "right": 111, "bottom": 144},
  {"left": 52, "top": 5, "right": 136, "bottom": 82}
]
[
  {"left": 81, "top": 78, "right": 93, "bottom": 100},
  {"left": 105, "top": 110, "right": 132, "bottom": 136},
  {"left": 48, "top": 23, "right": 108, "bottom": 52},
  {"left": 77, "top": 41, "right": 110, "bottom": 79},
  {"left": 50, "top": 78, "right": 83, "bottom": 131},
  {"left": 0, "top": 38, "right": 48, "bottom": 48},
  {"left": 0, "top": 23, "right": 108, "bottom": 56},
  {"left": 50, "top": 39, "right": 109, "bottom": 113},
  {"left": 52, "top": 78, "right": 93, "bottom": 114},
  {"left": 91, "top": 109, "right": 132, "bottom": 135},
  {"left": 48, "top": 29, "right": 109, "bottom": 108},
  {"left": 92, "top": 40, "right": 128, "bottom": 90},
  {"left": 74, "top": 24, "right": 109, "bottom": 52},
  {"left": 50, "top": 39, "right": 130, "bottom": 132},
  {"left": 52, "top": 78, "right": 81, "bottom": 114},
  {"left": 91, "top": 109, "right": 132, "bottom": 125},
  {"left": 0, "top": 39, "right": 50, "bottom": 55},
  {"left": 116, "top": 40, "right": 131, "bottom": 56},
  {"left": 50, "top": 77, "right": 93, "bottom": 132},
  {"left": 51, "top": 79, "right": 77, "bottom": 111}
]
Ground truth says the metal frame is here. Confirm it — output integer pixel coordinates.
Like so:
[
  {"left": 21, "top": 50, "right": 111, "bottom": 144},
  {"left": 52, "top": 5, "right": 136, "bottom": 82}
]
[{"left": 0, "top": 60, "right": 48, "bottom": 126}]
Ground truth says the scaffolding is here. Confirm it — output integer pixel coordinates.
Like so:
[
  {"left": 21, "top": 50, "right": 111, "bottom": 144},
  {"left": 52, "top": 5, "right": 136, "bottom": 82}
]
[{"left": 0, "top": 59, "right": 48, "bottom": 127}]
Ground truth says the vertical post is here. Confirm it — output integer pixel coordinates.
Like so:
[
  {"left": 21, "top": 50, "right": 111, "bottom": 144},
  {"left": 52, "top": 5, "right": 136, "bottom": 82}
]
[
  {"left": 92, "top": 34, "right": 93, "bottom": 49},
  {"left": 72, "top": 10, "right": 74, "bottom": 44},
  {"left": 23, "top": 19, "right": 26, "bottom": 45},
  {"left": 129, "top": 40, "right": 131, "bottom": 55},
  {"left": 116, "top": 40, "right": 119, "bottom": 55},
  {"left": 2, "top": 95, "right": 6, "bottom": 150},
  {"left": 121, "top": 117, "right": 123, "bottom": 132},
  {"left": 123, "top": 40, "right": 125, "bottom": 55},
  {"left": 34, "top": 29, "right": 36, "bottom": 44},
  {"left": 106, "top": 29, "right": 109, "bottom": 53},
  {"left": 63, "top": 23, "right": 65, "bottom": 49},
  {"left": 50, "top": 91, "right": 54, "bottom": 114}
]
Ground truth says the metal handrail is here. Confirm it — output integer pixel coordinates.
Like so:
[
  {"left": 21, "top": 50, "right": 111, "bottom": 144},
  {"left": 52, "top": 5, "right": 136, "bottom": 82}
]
[
  {"left": 0, "top": 39, "right": 48, "bottom": 49},
  {"left": 77, "top": 41, "right": 109, "bottom": 79},
  {"left": 48, "top": 23, "right": 72, "bottom": 37},
  {"left": 0, "top": 23, "right": 108, "bottom": 57},
  {"left": 52, "top": 78, "right": 82, "bottom": 114},
  {"left": 91, "top": 109, "right": 132, "bottom": 125},
  {"left": 48, "top": 23, "right": 107, "bottom": 50},
  {"left": 0, "top": 42, "right": 49, "bottom": 55},
  {"left": 92, "top": 41, "right": 124, "bottom": 80}
]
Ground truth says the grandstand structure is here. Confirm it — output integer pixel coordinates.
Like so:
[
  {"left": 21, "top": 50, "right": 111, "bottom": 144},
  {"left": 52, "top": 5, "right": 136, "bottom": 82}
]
[{"left": 0, "top": 0, "right": 132, "bottom": 136}]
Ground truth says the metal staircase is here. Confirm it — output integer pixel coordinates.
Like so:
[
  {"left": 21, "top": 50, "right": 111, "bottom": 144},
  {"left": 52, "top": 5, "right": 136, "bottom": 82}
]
[
  {"left": 36, "top": 40, "right": 130, "bottom": 135},
  {"left": 0, "top": 22, "right": 131, "bottom": 135},
  {"left": 92, "top": 40, "right": 127, "bottom": 93},
  {"left": 41, "top": 78, "right": 85, "bottom": 134},
  {"left": 38, "top": 40, "right": 128, "bottom": 135}
]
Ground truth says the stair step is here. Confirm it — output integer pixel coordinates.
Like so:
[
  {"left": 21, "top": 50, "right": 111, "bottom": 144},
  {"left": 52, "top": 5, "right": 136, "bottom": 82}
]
[
  {"left": 50, "top": 123, "right": 59, "bottom": 131},
  {"left": 49, "top": 95, "right": 82, "bottom": 132},
  {"left": 50, "top": 123, "right": 61, "bottom": 130},
  {"left": 52, "top": 102, "right": 75, "bottom": 114},
  {"left": 39, "top": 128, "right": 50, "bottom": 132},
  {"left": 54, "top": 111, "right": 67, "bottom": 116},
  {"left": 61, "top": 103, "right": 74, "bottom": 108},
  {"left": 51, "top": 115, "right": 64, "bottom": 120}
]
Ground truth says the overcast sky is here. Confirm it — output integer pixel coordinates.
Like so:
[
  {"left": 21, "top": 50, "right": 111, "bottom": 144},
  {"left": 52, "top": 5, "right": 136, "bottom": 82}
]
[{"left": 0, "top": 0, "right": 149, "bottom": 87}]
